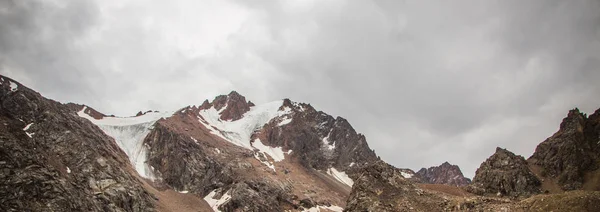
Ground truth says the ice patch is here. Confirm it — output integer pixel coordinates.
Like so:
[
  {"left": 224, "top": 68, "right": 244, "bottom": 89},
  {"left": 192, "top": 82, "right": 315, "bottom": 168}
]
[
  {"left": 78, "top": 106, "right": 172, "bottom": 180},
  {"left": 9, "top": 81, "right": 17, "bottom": 91},
  {"left": 327, "top": 167, "right": 354, "bottom": 187},
  {"left": 400, "top": 171, "right": 413, "bottom": 179},
  {"left": 198, "top": 100, "right": 290, "bottom": 149},
  {"left": 204, "top": 189, "right": 232, "bottom": 212},
  {"left": 302, "top": 205, "right": 344, "bottom": 212}
]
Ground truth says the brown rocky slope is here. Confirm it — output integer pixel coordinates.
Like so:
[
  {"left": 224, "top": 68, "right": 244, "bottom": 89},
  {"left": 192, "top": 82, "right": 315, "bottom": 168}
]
[{"left": 0, "top": 75, "right": 155, "bottom": 211}]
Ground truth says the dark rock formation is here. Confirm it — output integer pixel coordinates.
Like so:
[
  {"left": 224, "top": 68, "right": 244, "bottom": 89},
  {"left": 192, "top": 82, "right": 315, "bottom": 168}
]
[
  {"left": 344, "top": 160, "right": 447, "bottom": 212},
  {"left": 0, "top": 76, "right": 154, "bottom": 211},
  {"left": 416, "top": 162, "right": 472, "bottom": 186},
  {"left": 200, "top": 91, "right": 254, "bottom": 121},
  {"left": 469, "top": 147, "right": 541, "bottom": 197},
  {"left": 528, "top": 108, "right": 600, "bottom": 191},
  {"left": 254, "top": 99, "right": 378, "bottom": 172},
  {"left": 144, "top": 122, "right": 235, "bottom": 196}
]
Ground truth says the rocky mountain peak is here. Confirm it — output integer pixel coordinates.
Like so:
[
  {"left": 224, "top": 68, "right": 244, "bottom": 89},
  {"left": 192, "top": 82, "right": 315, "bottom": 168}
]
[
  {"left": 559, "top": 108, "right": 586, "bottom": 133},
  {"left": 468, "top": 147, "right": 540, "bottom": 197},
  {"left": 528, "top": 107, "right": 600, "bottom": 191},
  {"left": 415, "top": 161, "right": 471, "bottom": 186},
  {"left": 198, "top": 91, "right": 255, "bottom": 121}
]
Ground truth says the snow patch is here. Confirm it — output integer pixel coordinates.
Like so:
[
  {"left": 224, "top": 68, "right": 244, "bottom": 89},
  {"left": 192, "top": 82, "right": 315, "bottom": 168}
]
[
  {"left": 198, "top": 100, "right": 290, "bottom": 149},
  {"left": 9, "top": 81, "right": 17, "bottom": 91},
  {"left": 254, "top": 152, "right": 276, "bottom": 172},
  {"left": 277, "top": 117, "right": 292, "bottom": 126},
  {"left": 252, "top": 138, "right": 285, "bottom": 162},
  {"left": 215, "top": 148, "right": 221, "bottom": 154},
  {"left": 23, "top": 123, "right": 34, "bottom": 138},
  {"left": 322, "top": 130, "right": 335, "bottom": 150},
  {"left": 302, "top": 205, "right": 344, "bottom": 212},
  {"left": 66, "top": 167, "right": 71, "bottom": 174},
  {"left": 78, "top": 106, "right": 172, "bottom": 180},
  {"left": 204, "top": 189, "right": 232, "bottom": 212},
  {"left": 349, "top": 162, "right": 355, "bottom": 167},
  {"left": 179, "top": 190, "right": 189, "bottom": 194},
  {"left": 190, "top": 136, "right": 198, "bottom": 144},
  {"left": 400, "top": 171, "right": 413, "bottom": 179},
  {"left": 23, "top": 123, "right": 33, "bottom": 131},
  {"left": 327, "top": 167, "right": 354, "bottom": 187}
]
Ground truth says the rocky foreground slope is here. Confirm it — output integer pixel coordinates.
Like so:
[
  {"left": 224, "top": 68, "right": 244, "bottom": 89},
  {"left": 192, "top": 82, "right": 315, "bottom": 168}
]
[
  {"left": 0, "top": 76, "right": 155, "bottom": 211},
  {"left": 344, "top": 108, "right": 600, "bottom": 211}
]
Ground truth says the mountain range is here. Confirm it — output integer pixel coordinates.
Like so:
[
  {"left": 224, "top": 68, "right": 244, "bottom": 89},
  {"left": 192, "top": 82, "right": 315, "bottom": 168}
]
[{"left": 1, "top": 74, "right": 600, "bottom": 212}]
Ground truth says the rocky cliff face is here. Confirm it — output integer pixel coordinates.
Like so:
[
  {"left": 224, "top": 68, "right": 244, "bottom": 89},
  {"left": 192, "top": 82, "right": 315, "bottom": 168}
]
[
  {"left": 0, "top": 76, "right": 155, "bottom": 211},
  {"left": 344, "top": 160, "right": 448, "bottom": 212},
  {"left": 469, "top": 147, "right": 541, "bottom": 197},
  {"left": 416, "top": 162, "right": 471, "bottom": 186},
  {"left": 528, "top": 108, "right": 600, "bottom": 191}
]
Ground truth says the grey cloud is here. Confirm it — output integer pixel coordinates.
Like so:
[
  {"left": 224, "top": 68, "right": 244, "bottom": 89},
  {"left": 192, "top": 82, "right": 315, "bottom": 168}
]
[{"left": 1, "top": 0, "right": 599, "bottom": 177}]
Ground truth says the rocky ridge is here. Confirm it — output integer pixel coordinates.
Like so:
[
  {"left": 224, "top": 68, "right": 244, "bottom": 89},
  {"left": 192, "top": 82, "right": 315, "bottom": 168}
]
[
  {"left": 528, "top": 108, "right": 600, "bottom": 191},
  {"left": 468, "top": 147, "right": 541, "bottom": 197},
  {"left": 415, "top": 162, "right": 471, "bottom": 186},
  {"left": 0, "top": 76, "right": 155, "bottom": 211}
]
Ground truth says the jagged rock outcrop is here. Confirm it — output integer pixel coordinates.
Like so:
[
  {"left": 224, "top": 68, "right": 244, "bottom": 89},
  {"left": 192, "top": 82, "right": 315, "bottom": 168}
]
[
  {"left": 0, "top": 76, "right": 154, "bottom": 211},
  {"left": 255, "top": 99, "right": 378, "bottom": 172},
  {"left": 528, "top": 108, "right": 600, "bottom": 191},
  {"left": 416, "top": 162, "right": 472, "bottom": 186},
  {"left": 344, "top": 160, "right": 447, "bottom": 212},
  {"left": 199, "top": 91, "right": 254, "bottom": 121},
  {"left": 469, "top": 147, "right": 541, "bottom": 197}
]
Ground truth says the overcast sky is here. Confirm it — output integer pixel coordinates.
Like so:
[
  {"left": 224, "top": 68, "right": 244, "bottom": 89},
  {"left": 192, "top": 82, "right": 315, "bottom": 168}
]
[{"left": 1, "top": 0, "right": 599, "bottom": 178}]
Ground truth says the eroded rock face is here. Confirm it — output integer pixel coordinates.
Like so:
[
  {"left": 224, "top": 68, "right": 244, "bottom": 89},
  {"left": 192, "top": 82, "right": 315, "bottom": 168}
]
[
  {"left": 144, "top": 122, "right": 235, "bottom": 196},
  {"left": 416, "top": 162, "right": 472, "bottom": 186},
  {"left": 201, "top": 91, "right": 254, "bottom": 121},
  {"left": 469, "top": 147, "right": 540, "bottom": 197},
  {"left": 254, "top": 99, "right": 378, "bottom": 172},
  {"left": 528, "top": 108, "right": 600, "bottom": 190},
  {"left": 0, "top": 76, "right": 154, "bottom": 211},
  {"left": 344, "top": 160, "right": 447, "bottom": 212}
]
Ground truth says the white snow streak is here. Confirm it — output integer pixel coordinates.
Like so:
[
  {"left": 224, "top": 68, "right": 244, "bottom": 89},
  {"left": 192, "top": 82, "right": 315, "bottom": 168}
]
[
  {"left": 78, "top": 106, "right": 172, "bottom": 180},
  {"left": 204, "top": 189, "right": 232, "bottom": 212},
  {"left": 66, "top": 167, "right": 71, "bottom": 174},
  {"left": 9, "top": 81, "right": 18, "bottom": 91},
  {"left": 23, "top": 123, "right": 33, "bottom": 131},
  {"left": 322, "top": 130, "right": 335, "bottom": 150},
  {"left": 198, "top": 100, "right": 290, "bottom": 149},
  {"left": 23, "top": 123, "right": 34, "bottom": 138},
  {"left": 302, "top": 205, "right": 344, "bottom": 212},
  {"left": 327, "top": 167, "right": 354, "bottom": 187},
  {"left": 277, "top": 117, "right": 292, "bottom": 126},
  {"left": 252, "top": 138, "right": 285, "bottom": 162},
  {"left": 198, "top": 100, "right": 293, "bottom": 170},
  {"left": 401, "top": 171, "right": 413, "bottom": 179}
]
